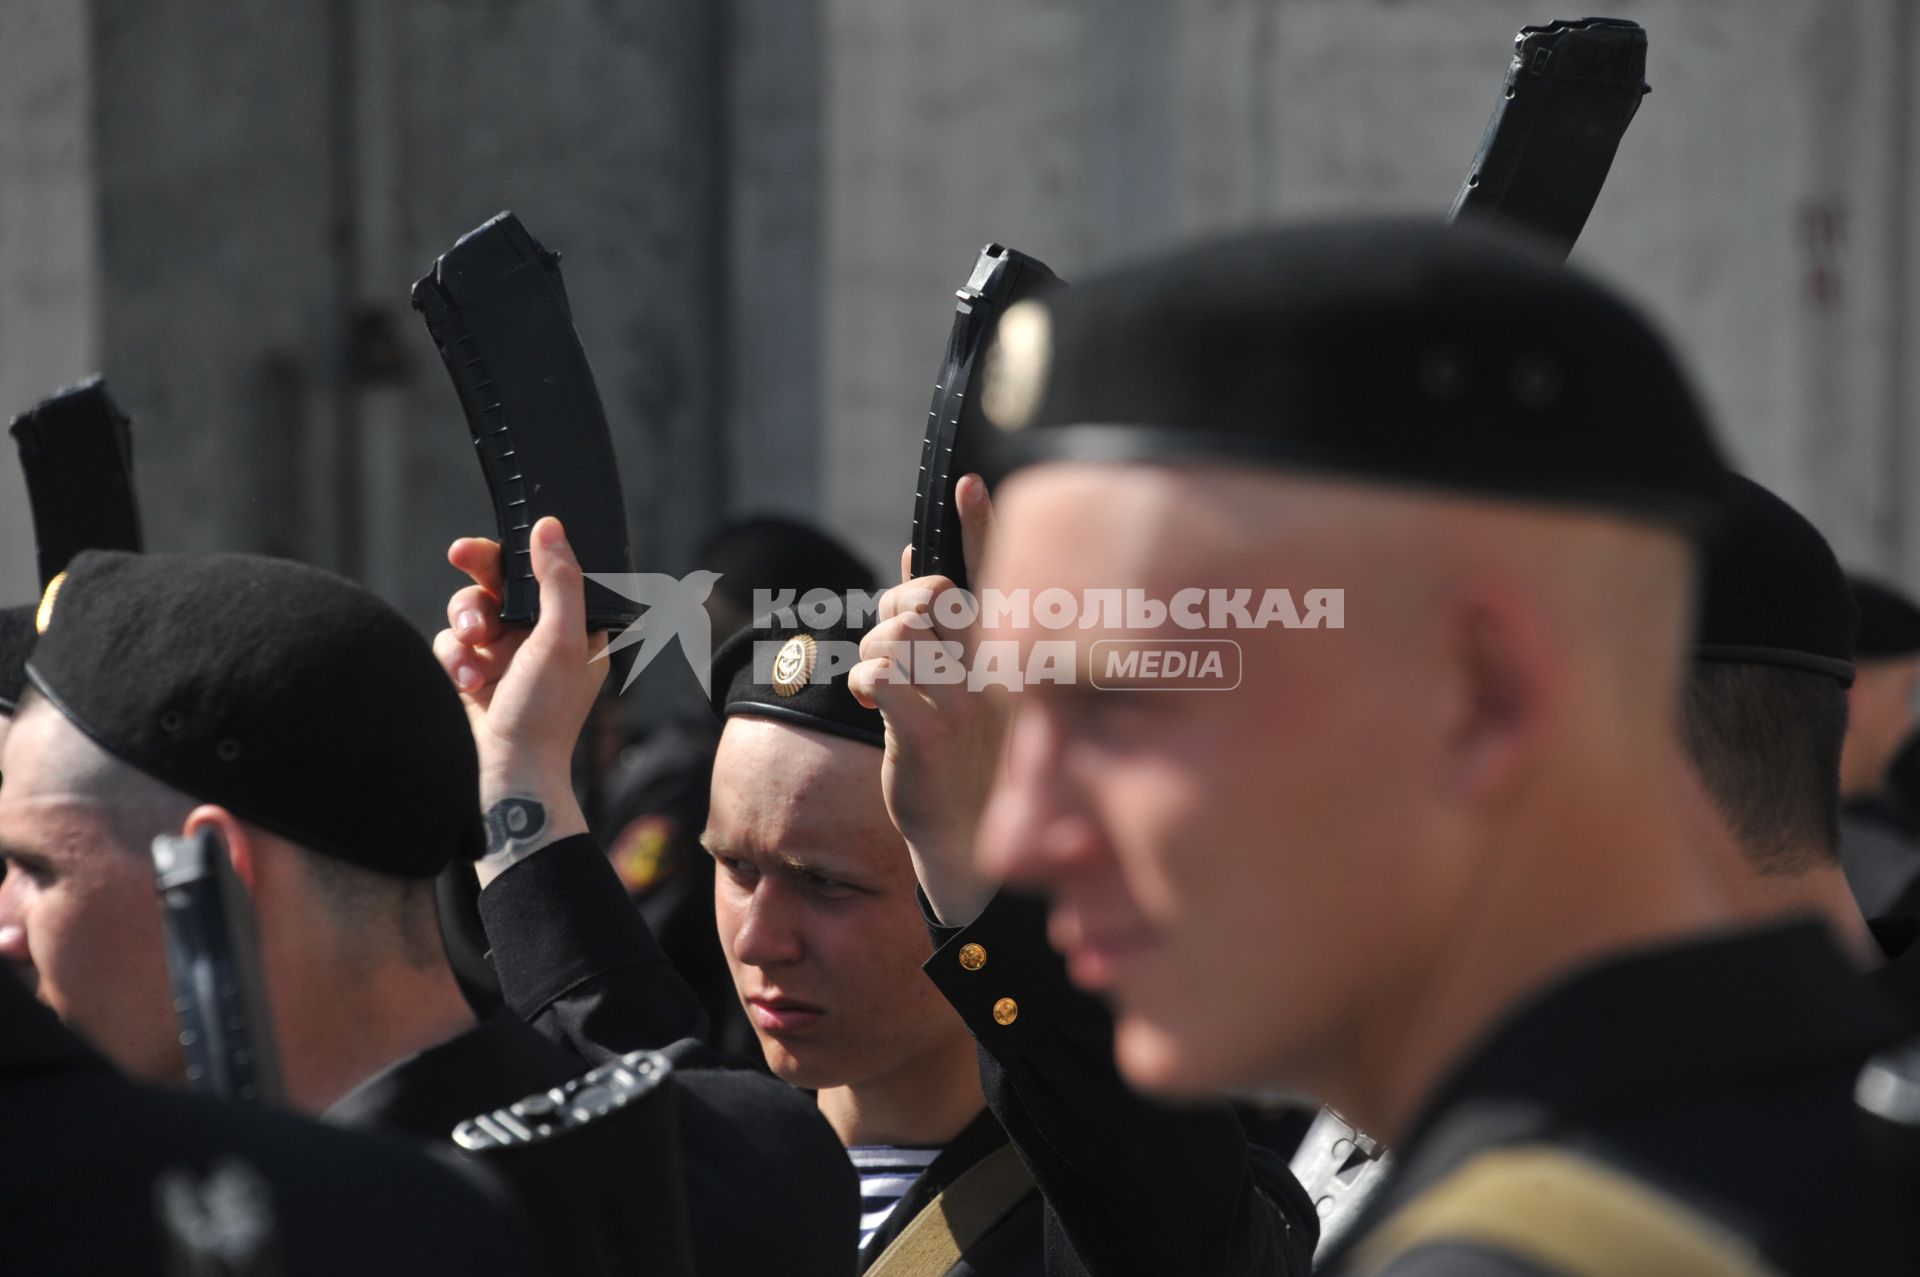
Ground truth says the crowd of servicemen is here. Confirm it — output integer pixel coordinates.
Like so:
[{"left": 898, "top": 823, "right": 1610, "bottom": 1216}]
[{"left": 7, "top": 217, "right": 1920, "bottom": 1276}]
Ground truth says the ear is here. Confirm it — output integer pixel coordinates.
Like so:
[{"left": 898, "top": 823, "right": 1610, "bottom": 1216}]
[
  {"left": 1440, "top": 585, "right": 1560, "bottom": 801},
  {"left": 182, "top": 805, "right": 262, "bottom": 896}
]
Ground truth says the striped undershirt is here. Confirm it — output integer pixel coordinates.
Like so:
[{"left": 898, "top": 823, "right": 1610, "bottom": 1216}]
[{"left": 848, "top": 1144, "right": 943, "bottom": 1252}]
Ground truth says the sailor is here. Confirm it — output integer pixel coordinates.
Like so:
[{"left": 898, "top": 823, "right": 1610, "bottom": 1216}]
[{"left": 966, "top": 219, "right": 1912, "bottom": 1275}]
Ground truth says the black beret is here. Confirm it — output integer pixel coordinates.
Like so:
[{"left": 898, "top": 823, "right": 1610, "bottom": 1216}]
[
  {"left": 0, "top": 605, "right": 33, "bottom": 714},
  {"left": 981, "top": 218, "right": 1731, "bottom": 528},
  {"left": 26, "top": 551, "right": 482, "bottom": 878},
  {"left": 1850, "top": 576, "right": 1920, "bottom": 660},
  {"left": 709, "top": 602, "right": 883, "bottom": 748},
  {"left": 1693, "top": 474, "right": 1855, "bottom": 685}
]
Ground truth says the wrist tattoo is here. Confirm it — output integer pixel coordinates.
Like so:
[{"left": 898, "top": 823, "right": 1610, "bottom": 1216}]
[{"left": 481, "top": 797, "right": 549, "bottom": 867}]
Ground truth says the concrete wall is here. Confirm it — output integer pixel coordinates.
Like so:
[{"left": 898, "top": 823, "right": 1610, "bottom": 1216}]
[
  {"left": 0, "top": 1, "right": 98, "bottom": 603},
  {"left": 11, "top": 0, "right": 733, "bottom": 629},
  {"left": 340, "top": 0, "right": 730, "bottom": 619},
  {"left": 4, "top": 1, "right": 1917, "bottom": 617},
  {"left": 821, "top": 0, "right": 1920, "bottom": 583}
]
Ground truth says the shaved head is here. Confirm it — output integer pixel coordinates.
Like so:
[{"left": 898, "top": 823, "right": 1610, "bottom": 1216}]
[{"left": 8, "top": 690, "right": 199, "bottom": 850}]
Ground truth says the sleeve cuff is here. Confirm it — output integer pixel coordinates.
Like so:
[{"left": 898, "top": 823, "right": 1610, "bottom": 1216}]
[
  {"left": 477, "top": 833, "right": 676, "bottom": 1017},
  {"left": 921, "top": 889, "right": 1059, "bottom": 1056}
]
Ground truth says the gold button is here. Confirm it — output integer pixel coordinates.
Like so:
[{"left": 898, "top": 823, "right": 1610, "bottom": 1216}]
[
  {"left": 958, "top": 943, "right": 987, "bottom": 971},
  {"left": 992, "top": 997, "right": 1019, "bottom": 1026}
]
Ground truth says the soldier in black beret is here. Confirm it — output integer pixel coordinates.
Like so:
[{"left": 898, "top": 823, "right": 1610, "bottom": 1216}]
[
  {"left": 0, "top": 550, "right": 488, "bottom": 1088},
  {"left": 435, "top": 519, "right": 860, "bottom": 1277},
  {"left": 589, "top": 515, "right": 881, "bottom": 1066},
  {"left": 961, "top": 219, "right": 1911, "bottom": 1274},
  {"left": 0, "top": 535, "right": 846, "bottom": 1277},
  {"left": 1839, "top": 575, "right": 1920, "bottom": 915},
  {"left": 437, "top": 506, "right": 1318, "bottom": 1275}
]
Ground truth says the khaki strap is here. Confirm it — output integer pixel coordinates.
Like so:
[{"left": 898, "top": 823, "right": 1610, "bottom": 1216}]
[
  {"left": 864, "top": 1143, "right": 1037, "bottom": 1277},
  {"left": 1349, "top": 1145, "right": 1786, "bottom": 1277}
]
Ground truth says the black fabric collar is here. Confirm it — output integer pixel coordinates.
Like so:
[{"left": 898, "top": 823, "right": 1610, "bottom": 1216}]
[
  {"left": 0, "top": 973, "right": 104, "bottom": 1076},
  {"left": 323, "top": 1008, "right": 581, "bottom": 1142},
  {"left": 1401, "top": 923, "right": 1903, "bottom": 1150},
  {"left": 1321, "top": 922, "right": 1908, "bottom": 1270}
]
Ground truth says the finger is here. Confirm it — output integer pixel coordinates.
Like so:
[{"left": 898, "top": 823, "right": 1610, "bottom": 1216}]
[
  {"left": 447, "top": 584, "right": 508, "bottom": 646},
  {"left": 847, "top": 656, "right": 882, "bottom": 709},
  {"left": 448, "top": 537, "right": 506, "bottom": 598},
  {"left": 849, "top": 647, "right": 942, "bottom": 728},
  {"left": 527, "top": 517, "right": 588, "bottom": 651},
  {"left": 861, "top": 610, "right": 938, "bottom": 661},
  {"left": 877, "top": 578, "right": 946, "bottom": 626},
  {"left": 848, "top": 654, "right": 909, "bottom": 711},
  {"left": 900, "top": 544, "right": 913, "bottom": 587},
  {"left": 956, "top": 474, "right": 996, "bottom": 586},
  {"left": 432, "top": 626, "right": 531, "bottom": 695}
]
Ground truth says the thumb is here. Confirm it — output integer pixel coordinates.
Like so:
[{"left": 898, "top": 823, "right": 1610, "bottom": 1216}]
[
  {"left": 957, "top": 474, "right": 996, "bottom": 586},
  {"left": 529, "top": 517, "right": 588, "bottom": 645}
]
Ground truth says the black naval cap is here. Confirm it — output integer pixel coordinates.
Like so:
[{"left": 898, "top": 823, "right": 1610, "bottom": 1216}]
[
  {"left": 1693, "top": 473, "right": 1856, "bottom": 685},
  {"left": 980, "top": 218, "right": 1731, "bottom": 527},
  {"left": 26, "top": 551, "right": 483, "bottom": 878},
  {"left": 1849, "top": 575, "right": 1920, "bottom": 660},
  {"left": 0, "top": 605, "right": 33, "bottom": 714},
  {"left": 710, "top": 601, "right": 883, "bottom": 748}
]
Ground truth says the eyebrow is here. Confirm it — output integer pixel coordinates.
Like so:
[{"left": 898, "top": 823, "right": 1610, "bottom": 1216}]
[
  {"left": 699, "top": 835, "right": 860, "bottom": 882},
  {"left": 0, "top": 841, "right": 49, "bottom": 869}
]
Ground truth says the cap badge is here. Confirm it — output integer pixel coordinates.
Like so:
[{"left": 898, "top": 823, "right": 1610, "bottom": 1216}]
[
  {"left": 35, "top": 570, "right": 67, "bottom": 635},
  {"left": 982, "top": 300, "right": 1052, "bottom": 432},
  {"left": 771, "top": 633, "right": 818, "bottom": 697}
]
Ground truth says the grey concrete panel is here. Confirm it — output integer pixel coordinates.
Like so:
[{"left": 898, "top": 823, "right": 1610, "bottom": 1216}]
[{"left": 0, "top": 0, "right": 97, "bottom": 602}]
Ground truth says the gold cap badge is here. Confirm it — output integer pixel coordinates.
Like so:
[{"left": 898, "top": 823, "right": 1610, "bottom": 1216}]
[
  {"left": 35, "top": 570, "right": 67, "bottom": 635},
  {"left": 981, "top": 300, "right": 1052, "bottom": 432},
  {"left": 771, "top": 634, "right": 818, "bottom": 697}
]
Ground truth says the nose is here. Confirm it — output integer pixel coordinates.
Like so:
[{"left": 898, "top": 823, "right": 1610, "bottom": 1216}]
[
  {"left": 976, "top": 704, "right": 1100, "bottom": 891},
  {"left": 730, "top": 880, "right": 806, "bottom": 969}
]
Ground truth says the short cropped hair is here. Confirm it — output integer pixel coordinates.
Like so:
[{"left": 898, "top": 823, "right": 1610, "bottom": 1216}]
[
  {"left": 1679, "top": 662, "right": 1849, "bottom": 872},
  {"left": 17, "top": 687, "right": 442, "bottom": 968}
]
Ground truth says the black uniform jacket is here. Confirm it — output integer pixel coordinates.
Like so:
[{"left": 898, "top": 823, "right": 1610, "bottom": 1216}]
[
  {"left": 480, "top": 835, "right": 1317, "bottom": 1276},
  {"left": 0, "top": 973, "right": 538, "bottom": 1277},
  {"left": 479, "top": 835, "right": 862, "bottom": 1275},
  {"left": 894, "top": 890, "right": 1319, "bottom": 1277},
  {"left": 1317, "top": 924, "right": 1912, "bottom": 1276}
]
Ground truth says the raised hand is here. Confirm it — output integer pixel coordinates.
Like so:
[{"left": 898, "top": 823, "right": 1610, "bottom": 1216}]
[
  {"left": 431, "top": 516, "right": 610, "bottom": 884},
  {"left": 849, "top": 475, "right": 1009, "bottom": 924}
]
